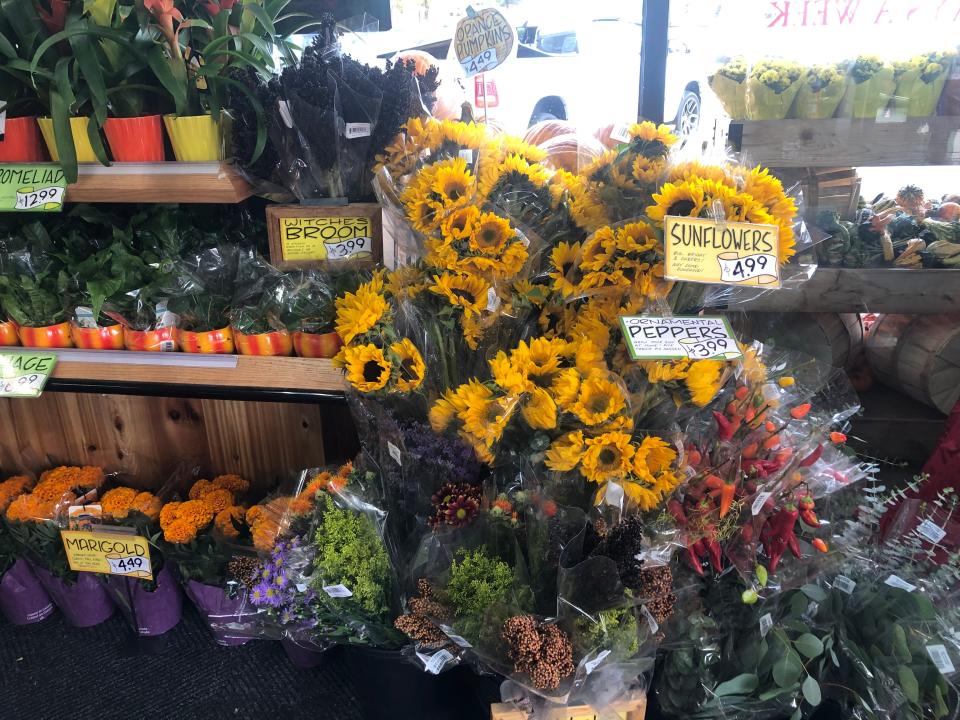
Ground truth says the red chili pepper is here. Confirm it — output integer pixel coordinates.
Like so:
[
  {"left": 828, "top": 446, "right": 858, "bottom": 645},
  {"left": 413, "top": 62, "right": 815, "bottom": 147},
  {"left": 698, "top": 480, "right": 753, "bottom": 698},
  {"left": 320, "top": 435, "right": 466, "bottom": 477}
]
[
  {"left": 801, "top": 509, "right": 820, "bottom": 527},
  {"left": 719, "top": 481, "right": 737, "bottom": 518},
  {"left": 713, "top": 411, "right": 734, "bottom": 440},
  {"left": 745, "top": 480, "right": 758, "bottom": 494},
  {"left": 764, "top": 420, "right": 777, "bottom": 433},
  {"left": 799, "top": 444, "right": 823, "bottom": 467},
  {"left": 831, "top": 469, "right": 847, "bottom": 484},
  {"left": 812, "top": 538, "right": 828, "bottom": 553},
  {"left": 744, "top": 406, "right": 756, "bottom": 423},
  {"left": 740, "top": 523, "right": 754, "bottom": 542},
  {"left": 829, "top": 431, "right": 847, "bottom": 444},
  {"left": 706, "top": 538, "right": 723, "bottom": 572},
  {"left": 668, "top": 499, "right": 687, "bottom": 526},
  {"left": 799, "top": 495, "right": 815, "bottom": 510},
  {"left": 687, "top": 540, "right": 706, "bottom": 575},
  {"left": 688, "top": 449, "right": 702, "bottom": 466},
  {"left": 787, "top": 532, "right": 801, "bottom": 558},
  {"left": 735, "top": 386, "right": 749, "bottom": 400},
  {"left": 790, "top": 403, "right": 812, "bottom": 419},
  {"left": 726, "top": 401, "right": 738, "bottom": 416}
]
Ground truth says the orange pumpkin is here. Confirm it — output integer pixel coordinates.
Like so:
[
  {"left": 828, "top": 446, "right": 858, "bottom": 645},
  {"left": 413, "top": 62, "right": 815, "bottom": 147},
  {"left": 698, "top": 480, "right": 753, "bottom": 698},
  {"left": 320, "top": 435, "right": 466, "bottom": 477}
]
[
  {"left": 540, "top": 133, "right": 605, "bottom": 173},
  {"left": 936, "top": 202, "right": 960, "bottom": 221},
  {"left": 593, "top": 122, "right": 634, "bottom": 150},
  {"left": 395, "top": 50, "right": 438, "bottom": 77},
  {"left": 523, "top": 119, "right": 577, "bottom": 148}
]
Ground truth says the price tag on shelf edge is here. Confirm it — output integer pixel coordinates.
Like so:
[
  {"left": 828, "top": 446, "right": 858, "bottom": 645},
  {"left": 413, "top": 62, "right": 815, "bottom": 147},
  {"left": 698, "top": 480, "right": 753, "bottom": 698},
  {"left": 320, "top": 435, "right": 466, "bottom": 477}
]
[
  {"left": 664, "top": 216, "right": 781, "bottom": 288},
  {"left": 0, "top": 164, "right": 66, "bottom": 212},
  {"left": 619, "top": 315, "right": 743, "bottom": 361},
  {"left": 0, "top": 352, "right": 57, "bottom": 398}
]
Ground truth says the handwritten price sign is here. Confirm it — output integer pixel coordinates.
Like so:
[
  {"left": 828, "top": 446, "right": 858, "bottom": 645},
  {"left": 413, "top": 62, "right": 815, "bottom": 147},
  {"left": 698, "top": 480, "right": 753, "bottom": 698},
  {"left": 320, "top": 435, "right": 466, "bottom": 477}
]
[
  {"left": 326, "top": 236, "right": 370, "bottom": 260},
  {"left": 678, "top": 337, "right": 741, "bottom": 360},
  {"left": 15, "top": 185, "right": 65, "bottom": 211},
  {"left": 620, "top": 316, "right": 743, "bottom": 361},
  {"left": 0, "top": 352, "right": 56, "bottom": 397},
  {"left": 664, "top": 216, "right": 781, "bottom": 287},
  {"left": 106, "top": 554, "right": 152, "bottom": 577},
  {"left": 718, "top": 253, "right": 778, "bottom": 283},
  {"left": 0, "top": 165, "right": 66, "bottom": 213},
  {"left": 453, "top": 7, "right": 514, "bottom": 78}
]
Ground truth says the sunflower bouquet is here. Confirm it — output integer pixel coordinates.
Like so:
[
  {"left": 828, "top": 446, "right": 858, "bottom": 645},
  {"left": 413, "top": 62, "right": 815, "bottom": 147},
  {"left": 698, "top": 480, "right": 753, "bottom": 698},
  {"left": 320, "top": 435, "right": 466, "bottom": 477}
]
[
  {"left": 839, "top": 55, "right": 896, "bottom": 118},
  {"left": 793, "top": 63, "right": 848, "bottom": 119},
  {"left": 893, "top": 50, "right": 956, "bottom": 117},
  {"left": 745, "top": 59, "right": 804, "bottom": 120},
  {"left": 709, "top": 57, "right": 749, "bottom": 119}
]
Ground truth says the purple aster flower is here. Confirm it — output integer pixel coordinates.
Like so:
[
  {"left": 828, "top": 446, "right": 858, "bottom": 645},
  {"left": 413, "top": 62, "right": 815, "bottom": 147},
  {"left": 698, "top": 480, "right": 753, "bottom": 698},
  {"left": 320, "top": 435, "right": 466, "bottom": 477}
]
[
  {"left": 280, "top": 608, "right": 296, "bottom": 625},
  {"left": 250, "top": 583, "right": 269, "bottom": 605},
  {"left": 273, "top": 571, "right": 289, "bottom": 589},
  {"left": 264, "top": 586, "right": 282, "bottom": 608}
]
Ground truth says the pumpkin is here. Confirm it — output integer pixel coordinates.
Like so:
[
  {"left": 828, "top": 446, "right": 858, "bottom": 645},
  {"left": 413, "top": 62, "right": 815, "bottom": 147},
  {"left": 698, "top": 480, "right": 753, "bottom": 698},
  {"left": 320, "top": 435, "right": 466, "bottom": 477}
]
[
  {"left": 936, "top": 202, "right": 960, "bottom": 222},
  {"left": 540, "top": 133, "right": 604, "bottom": 173},
  {"left": 593, "top": 123, "right": 635, "bottom": 149},
  {"left": 395, "top": 50, "right": 438, "bottom": 77},
  {"left": 523, "top": 120, "right": 578, "bottom": 147}
]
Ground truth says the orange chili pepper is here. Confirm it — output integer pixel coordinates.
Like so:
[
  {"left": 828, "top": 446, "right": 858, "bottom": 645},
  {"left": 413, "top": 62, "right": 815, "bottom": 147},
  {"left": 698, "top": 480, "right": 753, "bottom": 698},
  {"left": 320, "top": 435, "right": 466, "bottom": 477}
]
[
  {"left": 811, "top": 538, "right": 828, "bottom": 553},
  {"left": 829, "top": 431, "right": 847, "bottom": 444},
  {"left": 705, "top": 474, "right": 724, "bottom": 490},
  {"left": 688, "top": 449, "right": 702, "bottom": 466},
  {"left": 726, "top": 401, "right": 738, "bottom": 416},
  {"left": 719, "top": 481, "right": 737, "bottom": 518},
  {"left": 745, "top": 406, "right": 756, "bottom": 423},
  {"left": 765, "top": 421, "right": 777, "bottom": 433},
  {"left": 742, "top": 442, "right": 759, "bottom": 459},
  {"left": 735, "top": 386, "right": 749, "bottom": 400},
  {"left": 763, "top": 434, "right": 781, "bottom": 450},
  {"left": 790, "top": 403, "right": 812, "bottom": 419}
]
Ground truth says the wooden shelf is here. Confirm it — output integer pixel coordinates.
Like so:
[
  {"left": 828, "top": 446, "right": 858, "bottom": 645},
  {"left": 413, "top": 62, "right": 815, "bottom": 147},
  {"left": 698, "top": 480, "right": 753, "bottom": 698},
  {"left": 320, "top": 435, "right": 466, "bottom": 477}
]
[
  {"left": 730, "top": 268, "right": 960, "bottom": 313},
  {"left": 65, "top": 162, "right": 252, "bottom": 203},
  {"left": 2, "top": 349, "right": 344, "bottom": 397},
  {"left": 730, "top": 116, "right": 960, "bottom": 167}
]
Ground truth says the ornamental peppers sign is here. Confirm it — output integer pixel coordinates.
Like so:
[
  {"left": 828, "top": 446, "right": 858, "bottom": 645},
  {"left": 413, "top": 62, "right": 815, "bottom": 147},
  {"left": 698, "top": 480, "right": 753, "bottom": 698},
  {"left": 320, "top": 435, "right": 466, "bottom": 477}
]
[{"left": 663, "top": 216, "right": 781, "bottom": 287}]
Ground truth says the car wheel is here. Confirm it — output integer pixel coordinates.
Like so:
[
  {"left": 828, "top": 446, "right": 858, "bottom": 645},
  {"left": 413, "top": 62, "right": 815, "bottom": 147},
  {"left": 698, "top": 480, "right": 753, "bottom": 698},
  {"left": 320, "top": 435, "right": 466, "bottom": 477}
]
[
  {"left": 529, "top": 112, "right": 558, "bottom": 126},
  {"left": 675, "top": 90, "right": 700, "bottom": 144}
]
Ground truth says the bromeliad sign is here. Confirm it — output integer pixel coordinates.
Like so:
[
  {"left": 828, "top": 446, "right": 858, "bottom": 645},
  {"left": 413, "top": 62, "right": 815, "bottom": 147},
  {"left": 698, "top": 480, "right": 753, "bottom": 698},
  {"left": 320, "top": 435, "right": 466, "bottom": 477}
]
[
  {"left": 664, "top": 216, "right": 781, "bottom": 287},
  {"left": 0, "top": 165, "right": 67, "bottom": 212},
  {"left": 60, "top": 530, "right": 153, "bottom": 580},
  {"left": 0, "top": 352, "right": 57, "bottom": 397}
]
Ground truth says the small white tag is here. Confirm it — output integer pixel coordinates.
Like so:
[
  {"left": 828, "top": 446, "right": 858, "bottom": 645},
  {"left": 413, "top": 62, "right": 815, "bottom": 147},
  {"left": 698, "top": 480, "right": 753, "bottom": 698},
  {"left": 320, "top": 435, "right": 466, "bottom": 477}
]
[
  {"left": 106, "top": 553, "right": 152, "bottom": 577},
  {"left": 387, "top": 441, "right": 402, "bottom": 466},
  {"left": 295, "top": 583, "right": 308, "bottom": 593},
  {"left": 278, "top": 100, "right": 294, "bottom": 129},
  {"left": 345, "top": 122, "right": 372, "bottom": 139},
  {"left": 486, "top": 287, "right": 500, "bottom": 312},
  {"left": 458, "top": 149, "right": 474, "bottom": 163},
  {"left": 423, "top": 649, "right": 454, "bottom": 674},
  {"left": 158, "top": 340, "right": 176, "bottom": 352},
  {"left": 917, "top": 519, "right": 947, "bottom": 545},
  {"left": 751, "top": 492, "right": 774, "bottom": 516},
  {"left": 759, "top": 613, "right": 773, "bottom": 638},
  {"left": 885, "top": 574, "right": 917, "bottom": 592},
  {"left": 609, "top": 124, "right": 631, "bottom": 143},
  {"left": 927, "top": 644, "right": 956, "bottom": 675},
  {"left": 584, "top": 649, "right": 611, "bottom": 674},
  {"left": 74, "top": 306, "right": 98, "bottom": 329},
  {"left": 445, "top": 632, "right": 472, "bottom": 648},
  {"left": 0, "top": 100, "right": 7, "bottom": 138},
  {"left": 604, "top": 481, "right": 624, "bottom": 508},
  {"left": 833, "top": 575, "right": 856, "bottom": 595},
  {"left": 640, "top": 605, "right": 659, "bottom": 634},
  {"left": 322, "top": 584, "right": 353, "bottom": 598}
]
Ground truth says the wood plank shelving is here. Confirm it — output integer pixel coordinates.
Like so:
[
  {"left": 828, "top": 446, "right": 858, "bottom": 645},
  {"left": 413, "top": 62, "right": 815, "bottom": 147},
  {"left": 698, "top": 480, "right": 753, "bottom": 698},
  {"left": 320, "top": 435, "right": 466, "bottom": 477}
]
[
  {"left": 730, "top": 116, "right": 960, "bottom": 168},
  {"left": 65, "top": 162, "right": 252, "bottom": 203},
  {"left": 2, "top": 349, "right": 344, "bottom": 395},
  {"left": 730, "top": 268, "right": 960, "bottom": 313}
]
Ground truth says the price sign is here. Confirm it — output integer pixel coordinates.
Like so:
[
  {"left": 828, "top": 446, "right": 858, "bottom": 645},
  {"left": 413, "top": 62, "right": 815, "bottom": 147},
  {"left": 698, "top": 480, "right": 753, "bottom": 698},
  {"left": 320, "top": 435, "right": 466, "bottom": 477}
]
[
  {"left": 60, "top": 530, "right": 153, "bottom": 580},
  {"left": 278, "top": 217, "right": 373, "bottom": 262},
  {"left": 453, "top": 6, "right": 514, "bottom": 78},
  {"left": 0, "top": 352, "right": 56, "bottom": 397},
  {"left": 0, "top": 164, "right": 66, "bottom": 212},
  {"left": 619, "top": 315, "right": 742, "bottom": 361},
  {"left": 664, "top": 216, "right": 781, "bottom": 288}
]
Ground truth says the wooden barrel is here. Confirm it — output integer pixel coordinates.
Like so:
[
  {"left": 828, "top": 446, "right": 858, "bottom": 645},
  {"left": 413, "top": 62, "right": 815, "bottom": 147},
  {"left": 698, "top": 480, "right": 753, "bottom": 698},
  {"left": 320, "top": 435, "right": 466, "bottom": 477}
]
[
  {"left": 865, "top": 314, "right": 960, "bottom": 414},
  {"left": 739, "top": 313, "right": 863, "bottom": 369}
]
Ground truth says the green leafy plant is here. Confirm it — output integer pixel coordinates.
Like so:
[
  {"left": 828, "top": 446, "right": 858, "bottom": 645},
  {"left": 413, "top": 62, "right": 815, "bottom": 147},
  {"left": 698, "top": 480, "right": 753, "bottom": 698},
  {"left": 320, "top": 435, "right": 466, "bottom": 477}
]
[
  {"left": 445, "top": 547, "right": 515, "bottom": 641},
  {"left": 0, "top": 221, "right": 72, "bottom": 326}
]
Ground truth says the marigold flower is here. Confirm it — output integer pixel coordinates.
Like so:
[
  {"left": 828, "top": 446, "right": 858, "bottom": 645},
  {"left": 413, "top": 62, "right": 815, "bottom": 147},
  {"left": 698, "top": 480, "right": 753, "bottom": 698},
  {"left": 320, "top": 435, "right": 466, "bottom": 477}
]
[
  {"left": 163, "top": 519, "right": 197, "bottom": 544},
  {"left": 213, "top": 474, "right": 250, "bottom": 496}
]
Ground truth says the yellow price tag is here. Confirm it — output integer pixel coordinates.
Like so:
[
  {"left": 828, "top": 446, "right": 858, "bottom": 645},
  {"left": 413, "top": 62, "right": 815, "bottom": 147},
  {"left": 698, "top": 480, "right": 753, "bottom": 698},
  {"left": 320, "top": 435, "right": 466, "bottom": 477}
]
[
  {"left": 664, "top": 216, "right": 781, "bottom": 287},
  {"left": 279, "top": 216, "right": 373, "bottom": 262},
  {"left": 60, "top": 530, "right": 153, "bottom": 580}
]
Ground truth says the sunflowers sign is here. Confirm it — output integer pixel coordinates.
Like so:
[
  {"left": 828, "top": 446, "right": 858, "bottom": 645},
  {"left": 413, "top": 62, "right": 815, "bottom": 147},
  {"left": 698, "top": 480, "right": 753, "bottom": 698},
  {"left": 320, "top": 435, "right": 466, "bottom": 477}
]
[{"left": 663, "top": 216, "right": 782, "bottom": 287}]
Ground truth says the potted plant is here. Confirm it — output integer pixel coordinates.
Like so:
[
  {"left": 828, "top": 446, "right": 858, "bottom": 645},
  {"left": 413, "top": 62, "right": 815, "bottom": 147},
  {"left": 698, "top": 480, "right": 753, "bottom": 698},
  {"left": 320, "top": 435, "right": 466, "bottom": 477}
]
[
  {"left": 893, "top": 50, "right": 956, "bottom": 117},
  {"left": 839, "top": 55, "right": 896, "bottom": 118},
  {"left": 745, "top": 58, "right": 803, "bottom": 120},
  {"left": 4, "top": 466, "right": 115, "bottom": 628},
  {"left": 98, "top": 485, "right": 182, "bottom": 637},
  {"left": 0, "top": 222, "right": 75, "bottom": 348},
  {"left": 0, "top": 305, "right": 19, "bottom": 346},
  {"left": 792, "top": 63, "right": 847, "bottom": 119},
  {"left": 0, "top": 49, "right": 49, "bottom": 162},
  {"left": 228, "top": 259, "right": 293, "bottom": 356},
  {"left": 0, "top": 475, "right": 55, "bottom": 626},
  {"left": 279, "top": 270, "right": 351, "bottom": 358}
]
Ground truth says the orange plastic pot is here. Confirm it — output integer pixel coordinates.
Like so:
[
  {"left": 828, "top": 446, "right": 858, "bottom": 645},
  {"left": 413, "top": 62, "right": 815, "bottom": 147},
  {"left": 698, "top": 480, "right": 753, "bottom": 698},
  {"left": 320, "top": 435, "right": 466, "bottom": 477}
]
[
  {"left": 17, "top": 322, "right": 74, "bottom": 348},
  {"left": 234, "top": 329, "right": 293, "bottom": 357},
  {"left": 70, "top": 323, "right": 125, "bottom": 350},
  {"left": 124, "top": 327, "right": 179, "bottom": 352},
  {"left": 0, "top": 117, "right": 47, "bottom": 162},
  {"left": 178, "top": 327, "right": 234, "bottom": 354},
  {"left": 292, "top": 331, "right": 342, "bottom": 359},
  {"left": 0, "top": 320, "right": 20, "bottom": 346},
  {"left": 103, "top": 115, "right": 165, "bottom": 162}
]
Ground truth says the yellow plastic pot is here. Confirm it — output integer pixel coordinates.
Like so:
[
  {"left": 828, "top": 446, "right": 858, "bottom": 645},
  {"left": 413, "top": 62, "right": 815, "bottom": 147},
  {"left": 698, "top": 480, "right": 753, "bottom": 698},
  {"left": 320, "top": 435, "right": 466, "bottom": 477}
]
[
  {"left": 37, "top": 117, "right": 99, "bottom": 163},
  {"left": 163, "top": 114, "right": 224, "bottom": 161}
]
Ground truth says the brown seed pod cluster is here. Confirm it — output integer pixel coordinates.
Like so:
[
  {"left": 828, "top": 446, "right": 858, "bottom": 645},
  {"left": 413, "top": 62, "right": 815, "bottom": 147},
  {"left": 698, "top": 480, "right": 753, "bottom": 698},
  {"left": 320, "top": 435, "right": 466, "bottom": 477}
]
[
  {"left": 228, "top": 556, "right": 262, "bottom": 591},
  {"left": 639, "top": 565, "right": 676, "bottom": 624},
  {"left": 502, "top": 615, "right": 575, "bottom": 690},
  {"left": 408, "top": 578, "right": 453, "bottom": 621},
  {"left": 394, "top": 579, "right": 454, "bottom": 649}
]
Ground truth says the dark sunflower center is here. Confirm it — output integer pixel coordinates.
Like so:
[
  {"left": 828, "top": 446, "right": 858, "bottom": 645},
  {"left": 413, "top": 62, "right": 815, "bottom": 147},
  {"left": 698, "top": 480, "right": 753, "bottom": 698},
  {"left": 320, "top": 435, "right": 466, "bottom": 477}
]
[
  {"left": 621, "top": 265, "right": 636, "bottom": 281},
  {"left": 530, "top": 369, "right": 556, "bottom": 389},
  {"left": 598, "top": 448, "right": 618, "bottom": 466},
  {"left": 479, "top": 227, "right": 498, "bottom": 247},
  {"left": 668, "top": 199, "right": 696, "bottom": 216},
  {"left": 452, "top": 288, "right": 477, "bottom": 305},
  {"left": 588, "top": 395, "right": 610, "bottom": 413},
  {"left": 400, "top": 357, "right": 418, "bottom": 379},
  {"left": 363, "top": 360, "right": 384, "bottom": 383},
  {"left": 484, "top": 403, "right": 501, "bottom": 423}
]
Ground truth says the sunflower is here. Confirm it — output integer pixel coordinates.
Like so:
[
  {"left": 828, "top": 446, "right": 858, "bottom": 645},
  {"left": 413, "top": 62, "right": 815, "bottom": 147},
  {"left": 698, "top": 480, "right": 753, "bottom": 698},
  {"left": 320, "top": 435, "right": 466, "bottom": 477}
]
[
  {"left": 459, "top": 382, "right": 513, "bottom": 446},
  {"left": 570, "top": 374, "right": 627, "bottom": 426},
  {"left": 404, "top": 192, "right": 444, "bottom": 234},
  {"left": 387, "top": 265, "right": 428, "bottom": 300},
  {"left": 432, "top": 157, "right": 473, "bottom": 204},
  {"left": 616, "top": 222, "right": 659, "bottom": 254},
  {"left": 631, "top": 156, "right": 667, "bottom": 185},
  {"left": 572, "top": 338, "right": 607, "bottom": 376},
  {"left": 390, "top": 338, "right": 426, "bottom": 392},
  {"left": 583, "top": 149, "right": 617, "bottom": 182},
  {"left": 430, "top": 272, "right": 490, "bottom": 317},
  {"left": 545, "top": 431, "right": 585, "bottom": 472},
  {"left": 479, "top": 153, "right": 551, "bottom": 199},
  {"left": 646, "top": 180, "right": 707, "bottom": 223},
  {"left": 621, "top": 482, "right": 663, "bottom": 512},
  {"left": 632, "top": 436, "right": 677, "bottom": 483},
  {"left": 499, "top": 242, "right": 529, "bottom": 277},
  {"left": 469, "top": 212, "right": 513, "bottom": 255},
  {"left": 425, "top": 237, "right": 461, "bottom": 272},
  {"left": 627, "top": 121, "right": 678, "bottom": 150},
  {"left": 581, "top": 432, "right": 635, "bottom": 483},
  {"left": 490, "top": 350, "right": 529, "bottom": 395},
  {"left": 641, "top": 359, "right": 691, "bottom": 383},
  {"left": 568, "top": 183, "right": 609, "bottom": 232},
  {"left": 335, "top": 279, "right": 388, "bottom": 345},
  {"left": 342, "top": 343, "right": 391, "bottom": 392},
  {"left": 685, "top": 359, "right": 725, "bottom": 406},
  {"left": 667, "top": 160, "right": 736, "bottom": 186},
  {"left": 548, "top": 242, "right": 584, "bottom": 297},
  {"left": 521, "top": 387, "right": 558, "bottom": 429},
  {"left": 441, "top": 205, "right": 481, "bottom": 242}
]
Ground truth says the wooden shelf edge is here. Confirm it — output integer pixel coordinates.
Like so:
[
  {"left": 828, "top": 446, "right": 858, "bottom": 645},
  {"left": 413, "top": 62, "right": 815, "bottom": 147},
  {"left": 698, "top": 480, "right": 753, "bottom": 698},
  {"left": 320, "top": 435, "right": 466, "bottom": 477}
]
[
  {"left": 46, "top": 353, "right": 344, "bottom": 393},
  {"left": 64, "top": 161, "right": 253, "bottom": 204}
]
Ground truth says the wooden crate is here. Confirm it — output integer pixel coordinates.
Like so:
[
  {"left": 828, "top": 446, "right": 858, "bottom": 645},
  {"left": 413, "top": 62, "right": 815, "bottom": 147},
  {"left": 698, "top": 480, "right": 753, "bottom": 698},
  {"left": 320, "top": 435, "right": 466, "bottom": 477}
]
[
  {"left": 266, "top": 203, "right": 382, "bottom": 270},
  {"left": 490, "top": 696, "right": 646, "bottom": 720}
]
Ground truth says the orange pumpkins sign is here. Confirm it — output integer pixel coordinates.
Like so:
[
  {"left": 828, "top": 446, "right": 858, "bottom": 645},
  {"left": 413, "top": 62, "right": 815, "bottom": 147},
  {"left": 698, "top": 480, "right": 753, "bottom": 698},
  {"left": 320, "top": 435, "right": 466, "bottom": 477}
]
[{"left": 453, "top": 6, "right": 514, "bottom": 77}]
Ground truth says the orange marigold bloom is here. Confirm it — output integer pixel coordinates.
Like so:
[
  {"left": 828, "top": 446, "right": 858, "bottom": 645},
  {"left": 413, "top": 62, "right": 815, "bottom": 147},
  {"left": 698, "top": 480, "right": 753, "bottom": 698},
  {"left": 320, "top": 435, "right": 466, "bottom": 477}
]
[
  {"left": 0, "top": 475, "right": 32, "bottom": 513},
  {"left": 159, "top": 501, "right": 182, "bottom": 529},
  {"left": 175, "top": 499, "right": 215, "bottom": 531},
  {"left": 245, "top": 505, "right": 264, "bottom": 525},
  {"left": 6, "top": 494, "right": 40, "bottom": 522},
  {"left": 101, "top": 487, "right": 138, "bottom": 519},
  {"left": 133, "top": 492, "right": 162, "bottom": 520},
  {"left": 163, "top": 519, "right": 197, "bottom": 544},
  {"left": 188, "top": 479, "right": 215, "bottom": 499},
  {"left": 32, "top": 478, "right": 76, "bottom": 503},
  {"left": 214, "top": 506, "right": 246, "bottom": 539},
  {"left": 39, "top": 466, "right": 104, "bottom": 490},
  {"left": 213, "top": 474, "right": 250, "bottom": 496},
  {"left": 288, "top": 495, "right": 313, "bottom": 516},
  {"left": 203, "top": 488, "right": 234, "bottom": 514}
]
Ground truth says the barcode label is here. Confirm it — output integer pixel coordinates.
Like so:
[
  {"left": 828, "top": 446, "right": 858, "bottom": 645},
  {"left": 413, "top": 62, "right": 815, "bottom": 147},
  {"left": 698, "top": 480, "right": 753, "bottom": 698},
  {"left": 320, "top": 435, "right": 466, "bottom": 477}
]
[
  {"left": 322, "top": 584, "right": 353, "bottom": 598},
  {"left": 345, "top": 122, "right": 372, "bottom": 139},
  {"left": 458, "top": 149, "right": 474, "bottom": 163},
  {"left": 641, "top": 605, "right": 659, "bottom": 634},
  {"left": 583, "top": 649, "right": 611, "bottom": 674},
  {"left": 917, "top": 519, "right": 947, "bottom": 544},
  {"left": 834, "top": 575, "right": 856, "bottom": 594},
  {"left": 885, "top": 574, "right": 917, "bottom": 592},
  {"left": 927, "top": 644, "right": 956, "bottom": 674},
  {"left": 752, "top": 492, "right": 774, "bottom": 515},
  {"left": 609, "top": 124, "right": 632, "bottom": 143},
  {"left": 74, "top": 306, "right": 97, "bottom": 329},
  {"left": 423, "top": 649, "right": 453, "bottom": 674},
  {"left": 158, "top": 340, "right": 176, "bottom": 352},
  {"left": 759, "top": 613, "right": 773, "bottom": 637},
  {"left": 387, "top": 441, "right": 402, "bottom": 465}
]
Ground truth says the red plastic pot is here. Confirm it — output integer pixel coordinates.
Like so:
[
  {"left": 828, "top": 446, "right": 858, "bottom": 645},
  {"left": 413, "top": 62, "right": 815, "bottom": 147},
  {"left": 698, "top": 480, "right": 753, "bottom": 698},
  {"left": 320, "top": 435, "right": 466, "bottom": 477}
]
[
  {"left": 70, "top": 323, "right": 125, "bottom": 350},
  {"left": 233, "top": 329, "right": 293, "bottom": 356},
  {"left": 103, "top": 115, "right": 165, "bottom": 162},
  {"left": 17, "top": 322, "right": 73, "bottom": 348},
  {"left": 0, "top": 117, "right": 47, "bottom": 162},
  {"left": 124, "top": 327, "right": 178, "bottom": 352},
  {"left": 0, "top": 320, "right": 19, "bottom": 346}
]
